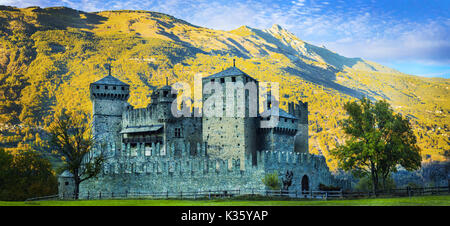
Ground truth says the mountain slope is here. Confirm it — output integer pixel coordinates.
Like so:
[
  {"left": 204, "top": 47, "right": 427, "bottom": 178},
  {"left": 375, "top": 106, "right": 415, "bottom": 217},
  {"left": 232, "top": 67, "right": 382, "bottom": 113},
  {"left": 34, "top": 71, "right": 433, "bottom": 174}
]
[{"left": 0, "top": 6, "right": 448, "bottom": 170}]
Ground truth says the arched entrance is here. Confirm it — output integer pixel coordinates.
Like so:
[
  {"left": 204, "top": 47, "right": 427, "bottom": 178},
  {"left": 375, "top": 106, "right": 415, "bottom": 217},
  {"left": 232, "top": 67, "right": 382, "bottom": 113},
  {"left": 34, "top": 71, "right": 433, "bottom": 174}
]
[{"left": 301, "top": 175, "right": 309, "bottom": 192}]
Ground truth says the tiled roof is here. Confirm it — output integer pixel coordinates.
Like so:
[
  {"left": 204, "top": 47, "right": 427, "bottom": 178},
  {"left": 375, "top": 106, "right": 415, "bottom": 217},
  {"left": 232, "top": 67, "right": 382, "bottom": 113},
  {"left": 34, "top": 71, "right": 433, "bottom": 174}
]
[
  {"left": 204, "top": 66, "right": 256, "bottom": 80},
  {"left": 92, "top": 75, "right": 129, "bottom": 86},
  {"left": 279, "top": 109, "right": 297, "bottom": 119},
  {"left": 120, "top": 125, "right": 163, "bottom": 134}
]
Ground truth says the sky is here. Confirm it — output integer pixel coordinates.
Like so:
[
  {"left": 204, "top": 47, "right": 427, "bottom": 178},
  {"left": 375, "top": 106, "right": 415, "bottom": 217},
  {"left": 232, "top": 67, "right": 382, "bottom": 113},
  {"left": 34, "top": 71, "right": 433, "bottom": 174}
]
[{"left": 1, "top": 0, "right": 450, "bottom": 78}]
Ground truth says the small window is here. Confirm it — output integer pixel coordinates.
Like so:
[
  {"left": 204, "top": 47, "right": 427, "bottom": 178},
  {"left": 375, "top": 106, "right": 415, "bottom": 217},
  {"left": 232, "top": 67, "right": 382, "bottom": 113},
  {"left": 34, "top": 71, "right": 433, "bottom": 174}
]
[
  {"left": 113, "top": 86, "right": 116, "bottom": 90},
  {"left": 175, "top": 128, "right": 182, "bottom": 138},
  {"left": 163, "top": 91, "right": 168, "bottom": 97},
  {"left": 232, "top": 77, "right": 236, "bottom": 82},
  {"left": 105, "top": 86, "right": 108, "bottom": 89},
  {"left": 121, "top": 87, "right": 125, "bottom": 90},
  {"left": 96, "top": 85, "right": 100, "bottom": 89},
  {"left": 65, "top": 182, "right": 69, "bottom": 186},
  {"left": 220, "top": 78, "right": 225, "bottom": 83}
]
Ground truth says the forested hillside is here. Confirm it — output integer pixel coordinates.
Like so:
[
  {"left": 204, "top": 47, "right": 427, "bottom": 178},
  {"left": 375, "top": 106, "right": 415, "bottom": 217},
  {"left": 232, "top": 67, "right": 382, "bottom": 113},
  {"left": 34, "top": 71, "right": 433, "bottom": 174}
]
[{"left": 0, "top": 6, "right": 448, "bottom": 170}]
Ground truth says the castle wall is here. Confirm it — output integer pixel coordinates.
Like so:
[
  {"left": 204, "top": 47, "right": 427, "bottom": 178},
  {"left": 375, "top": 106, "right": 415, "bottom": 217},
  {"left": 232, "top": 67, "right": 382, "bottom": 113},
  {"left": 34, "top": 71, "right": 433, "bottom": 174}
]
[
  {"left": 166, "top": 117, "right": 202, "bottom": 155},
  {"left": 122, "top": 106, "right": 159, "bottom": 128},
  {"left": 272, "top": 132, "right": 296, "bottom": 153},
  {"left": 292, "top": 101, "right": 309, "bottom": 153},
  {"left": 262, "top": 151, "right": 350, "bottom": 191},
  {"left": 79, "top": 142, "right": 266, "bottom": 197},
  {"left": 257, "top": 130, "right": 296, "bottom": 153},
  {"left": 203, "top": 117, "right": 251, "bottom": 163},
  {"left": 294, "top": 123, "right": 308, "bottom": 153},
  {"left": 92, "top": 114, "right": 123, "bottom": 147},
  {"left": 75, "top": 142, "right": 350, "bottom": 199}
]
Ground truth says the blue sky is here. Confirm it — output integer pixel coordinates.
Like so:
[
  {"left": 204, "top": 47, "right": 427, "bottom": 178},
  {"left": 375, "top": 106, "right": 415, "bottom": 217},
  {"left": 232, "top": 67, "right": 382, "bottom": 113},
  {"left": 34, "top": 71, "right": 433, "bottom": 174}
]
[{"left": 2, "top": 0, "right": 449, "bottom": 78}]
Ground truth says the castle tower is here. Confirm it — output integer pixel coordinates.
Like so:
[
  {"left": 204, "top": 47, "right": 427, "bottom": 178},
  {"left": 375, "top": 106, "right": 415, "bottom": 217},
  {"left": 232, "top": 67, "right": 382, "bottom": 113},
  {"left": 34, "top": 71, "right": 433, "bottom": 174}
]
[
  {"left": 202, "top": 65, "right": 259, "bottom": 163},
  {"left": 152, "top": 85, "right": 177, "bottom": 122},
  {"left": 290, "top": 101, "right": 309, "bottom": 153},
  {"left": 90, "top": 73, "right": 130, "bottom": 148}
]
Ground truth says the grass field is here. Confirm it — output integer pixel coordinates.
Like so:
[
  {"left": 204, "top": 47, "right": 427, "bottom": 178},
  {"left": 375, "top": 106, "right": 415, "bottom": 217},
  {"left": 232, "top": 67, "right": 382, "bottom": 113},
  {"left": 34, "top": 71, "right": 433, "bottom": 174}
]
[{"left": 1, "top": 195, "right": 449, "bottom": 206}]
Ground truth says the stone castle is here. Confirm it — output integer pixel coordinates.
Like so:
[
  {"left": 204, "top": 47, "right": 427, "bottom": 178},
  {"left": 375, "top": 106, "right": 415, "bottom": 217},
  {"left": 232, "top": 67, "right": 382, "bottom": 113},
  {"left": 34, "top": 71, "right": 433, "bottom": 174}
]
[{"left": 58, "top": 66, "right": 350, "bottom": 198}]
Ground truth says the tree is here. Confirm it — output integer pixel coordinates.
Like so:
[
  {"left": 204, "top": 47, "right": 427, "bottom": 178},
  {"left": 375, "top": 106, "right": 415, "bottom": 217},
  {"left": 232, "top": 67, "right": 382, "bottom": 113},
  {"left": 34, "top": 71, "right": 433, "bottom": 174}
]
[
  {"left": 0, "top": 149, "right": 14, "bottom": 200},
  {"left": 330, "top": 97, "right": 421, "bottom": 195},
  {"left": 0, "top": 148, "right": 57, "bottom": 201},
  {"left": 48, "top": 110, "right": 103, "bottom": 199}
]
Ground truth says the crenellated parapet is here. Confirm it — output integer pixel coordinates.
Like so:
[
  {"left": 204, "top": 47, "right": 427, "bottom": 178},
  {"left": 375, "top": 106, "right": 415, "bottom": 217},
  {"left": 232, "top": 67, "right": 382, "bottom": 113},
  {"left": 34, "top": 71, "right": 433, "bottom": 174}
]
[
  {"left": 260, "top": 150, "right": 327, "bottom": 170},
  {"left": 94, "top": 140, "right": 266, "bottom": 178},
  {"left": 78, "top": 141, "right": 350, "bottom": 196},
  {"left": 92, "top": 139, "right": 335, "bottom": 178}
]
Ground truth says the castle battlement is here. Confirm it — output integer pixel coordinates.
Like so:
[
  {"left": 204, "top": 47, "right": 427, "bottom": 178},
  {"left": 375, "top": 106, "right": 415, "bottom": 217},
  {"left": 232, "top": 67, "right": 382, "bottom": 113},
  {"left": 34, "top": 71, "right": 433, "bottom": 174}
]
[{"left": 92, "top": 138, "right": 330, "bottom": 179}]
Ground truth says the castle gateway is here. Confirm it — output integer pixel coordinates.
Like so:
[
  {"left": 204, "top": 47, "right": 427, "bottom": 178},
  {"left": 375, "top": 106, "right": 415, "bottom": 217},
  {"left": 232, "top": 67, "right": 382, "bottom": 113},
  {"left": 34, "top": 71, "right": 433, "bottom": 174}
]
[{"left": 58, "top": 66, "right": 350, "bottom": 198}]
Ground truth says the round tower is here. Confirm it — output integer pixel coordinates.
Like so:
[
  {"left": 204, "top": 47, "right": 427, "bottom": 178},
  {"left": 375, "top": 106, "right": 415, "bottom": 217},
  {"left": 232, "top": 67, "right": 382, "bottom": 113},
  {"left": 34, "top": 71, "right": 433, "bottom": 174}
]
[
  {"left": 154, "top": 85, "right": 177, "bottom": 122},
  {"left": 58, "top": 170, "right": 75, "bottom": 199}
]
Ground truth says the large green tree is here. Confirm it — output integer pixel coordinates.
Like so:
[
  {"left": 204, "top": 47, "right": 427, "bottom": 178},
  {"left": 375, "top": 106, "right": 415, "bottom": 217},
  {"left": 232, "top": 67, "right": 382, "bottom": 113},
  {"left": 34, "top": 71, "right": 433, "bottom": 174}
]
[
  {"left": 0, "top": 148, "right": 57, "bottom": 201},
  {"left": 48, "top": 110, "right": 103, "bottom": 199},
  {"left": 331, "top": 97, "right": 421, "bottom": 195}
]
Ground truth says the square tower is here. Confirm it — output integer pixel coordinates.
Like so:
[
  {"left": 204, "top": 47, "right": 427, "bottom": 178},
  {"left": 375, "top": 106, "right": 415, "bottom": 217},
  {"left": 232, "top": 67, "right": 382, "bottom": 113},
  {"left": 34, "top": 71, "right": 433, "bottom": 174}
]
[
  {"left": 90, "top": 74, "right": 130, "bottom": 147},
  {"left": 202, "top": 66, "right": 259, "bottom": 163}
]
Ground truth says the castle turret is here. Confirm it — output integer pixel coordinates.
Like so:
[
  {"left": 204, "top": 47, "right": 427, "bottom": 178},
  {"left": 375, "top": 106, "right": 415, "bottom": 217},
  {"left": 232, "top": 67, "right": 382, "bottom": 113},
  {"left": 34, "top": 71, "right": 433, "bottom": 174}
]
[
  {"left": 152, "top": 85, "right": 177, "bottom": 122},
  {"left": 90, "top": 73, "right": 130, "bottom": 147}
]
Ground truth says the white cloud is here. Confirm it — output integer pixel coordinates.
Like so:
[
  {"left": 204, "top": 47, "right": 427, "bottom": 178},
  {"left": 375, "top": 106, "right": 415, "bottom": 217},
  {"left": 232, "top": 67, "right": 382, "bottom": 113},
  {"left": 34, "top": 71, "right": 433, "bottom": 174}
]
[{"left": 1, "top": 0, "right": 448, "bottom": 67}]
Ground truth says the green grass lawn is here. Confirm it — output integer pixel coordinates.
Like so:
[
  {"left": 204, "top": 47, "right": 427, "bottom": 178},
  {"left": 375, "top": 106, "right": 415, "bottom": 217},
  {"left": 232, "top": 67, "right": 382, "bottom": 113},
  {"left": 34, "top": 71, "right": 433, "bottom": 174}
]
[{"left": 1, "top": 195, "right": 449, "bottom": 206}]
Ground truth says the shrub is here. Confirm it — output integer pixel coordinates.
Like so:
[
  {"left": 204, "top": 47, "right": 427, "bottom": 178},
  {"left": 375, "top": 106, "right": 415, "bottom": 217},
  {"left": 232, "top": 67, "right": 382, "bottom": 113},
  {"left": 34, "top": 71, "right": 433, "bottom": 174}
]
[
  {"left": 262, "top": 171, "right": 281, "bottom": 190},
  {"left": 355, "top": 175, "right": 397, "bottom": 192}
]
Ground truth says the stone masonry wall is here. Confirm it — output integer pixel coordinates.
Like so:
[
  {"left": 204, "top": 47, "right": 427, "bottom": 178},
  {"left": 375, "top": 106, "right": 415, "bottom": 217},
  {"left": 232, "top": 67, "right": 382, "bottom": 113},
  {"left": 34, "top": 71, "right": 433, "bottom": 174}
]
[
  {"left": 79, "top": 141, "right": 266, "bottom": 197},
  {"left": 76, "top": 141, "right": 350, "bottom": 199}
]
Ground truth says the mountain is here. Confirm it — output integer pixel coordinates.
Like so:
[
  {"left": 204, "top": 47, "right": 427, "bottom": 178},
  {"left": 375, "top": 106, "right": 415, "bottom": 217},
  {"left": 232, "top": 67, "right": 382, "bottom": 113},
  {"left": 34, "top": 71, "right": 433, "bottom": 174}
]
[{"left": 0, "top": 6, "right": 448, "bottom": 170}]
